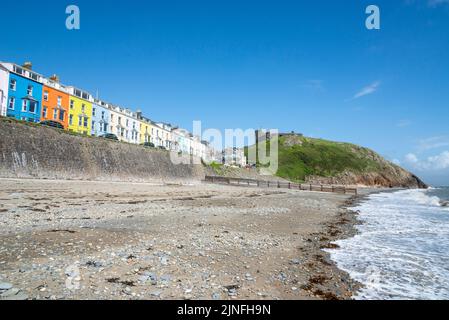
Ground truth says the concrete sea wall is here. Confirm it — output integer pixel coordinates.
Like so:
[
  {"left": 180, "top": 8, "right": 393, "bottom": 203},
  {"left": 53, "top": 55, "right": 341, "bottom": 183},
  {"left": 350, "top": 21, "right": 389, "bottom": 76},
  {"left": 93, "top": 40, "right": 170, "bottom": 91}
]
[{"left": 0, "top": 118, "right": 205, "bottom": 183}]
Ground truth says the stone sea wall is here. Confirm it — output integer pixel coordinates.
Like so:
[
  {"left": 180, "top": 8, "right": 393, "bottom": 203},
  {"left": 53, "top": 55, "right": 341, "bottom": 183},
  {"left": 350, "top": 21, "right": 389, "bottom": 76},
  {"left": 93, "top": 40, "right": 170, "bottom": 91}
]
[{"left": 0, "top": 118, "right": 205, "bottom": 183}]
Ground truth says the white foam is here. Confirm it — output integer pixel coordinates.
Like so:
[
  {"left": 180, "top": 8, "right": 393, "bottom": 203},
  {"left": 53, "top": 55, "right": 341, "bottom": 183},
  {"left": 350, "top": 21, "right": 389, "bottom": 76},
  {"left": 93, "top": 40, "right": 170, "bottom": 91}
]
[{"left": 327, "top": 188, "right": 449, "bottom": 300}]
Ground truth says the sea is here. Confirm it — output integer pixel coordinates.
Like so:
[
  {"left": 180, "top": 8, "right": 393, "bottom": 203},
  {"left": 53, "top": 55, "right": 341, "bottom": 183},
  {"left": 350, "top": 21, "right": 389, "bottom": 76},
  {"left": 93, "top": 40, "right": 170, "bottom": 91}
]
[{"left": 326, "top": 187, "right": 449, "bottom": 300}]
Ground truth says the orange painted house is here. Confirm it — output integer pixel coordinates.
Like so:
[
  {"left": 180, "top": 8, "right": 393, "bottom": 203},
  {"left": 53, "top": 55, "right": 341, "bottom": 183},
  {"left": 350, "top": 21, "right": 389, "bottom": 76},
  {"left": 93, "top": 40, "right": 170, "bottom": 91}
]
[{"left": 41, "top": 77, "right": 70, "bottom": 128}]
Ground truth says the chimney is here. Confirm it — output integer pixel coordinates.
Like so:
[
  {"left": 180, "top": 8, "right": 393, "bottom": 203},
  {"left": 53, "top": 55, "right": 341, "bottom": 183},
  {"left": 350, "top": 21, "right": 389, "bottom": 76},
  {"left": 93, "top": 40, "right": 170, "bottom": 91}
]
[
  {"left": 22, "top": 62, "right": 32, "bottom": 70},
  {"left": 50, "top": 74, "right": 60, "bottom": 82}
]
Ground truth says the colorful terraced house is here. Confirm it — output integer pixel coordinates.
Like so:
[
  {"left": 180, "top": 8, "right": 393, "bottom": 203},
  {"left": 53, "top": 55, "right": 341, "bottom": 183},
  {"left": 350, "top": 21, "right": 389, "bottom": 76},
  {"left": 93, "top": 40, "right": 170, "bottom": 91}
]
[
  {"left": 67, "top": 86, "right": 93, "bottom": 135},
  {"left": 42, "top": 75, "right": 70, "bottom": 128},
  {"left": 0, "top": 61, "right": 218, "bottom": 164},
  {"left": 91, "top": 99, "right": 111, "bottom": 136},
  {"left": 136, "top": 111, "right": 152, "bottom": 144},
  {"left": 108, "top": 105, "right": 140, "bottom": 144},
  {"left": 1, "top": 62, "right": 43, "bottom": 123}
]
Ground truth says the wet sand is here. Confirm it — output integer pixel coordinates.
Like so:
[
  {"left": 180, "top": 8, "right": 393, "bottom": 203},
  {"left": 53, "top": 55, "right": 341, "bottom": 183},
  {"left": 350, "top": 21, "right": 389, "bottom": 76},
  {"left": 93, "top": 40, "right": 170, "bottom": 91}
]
[{"left": 0, "top": 178, "right": 368, "bottom": 300}]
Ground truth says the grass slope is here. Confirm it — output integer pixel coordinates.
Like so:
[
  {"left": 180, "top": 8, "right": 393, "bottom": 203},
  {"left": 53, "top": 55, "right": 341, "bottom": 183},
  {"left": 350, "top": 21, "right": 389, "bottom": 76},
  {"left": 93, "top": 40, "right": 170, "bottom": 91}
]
[{"left": 247, "top": 135, "right": 385, "bottom": 183}]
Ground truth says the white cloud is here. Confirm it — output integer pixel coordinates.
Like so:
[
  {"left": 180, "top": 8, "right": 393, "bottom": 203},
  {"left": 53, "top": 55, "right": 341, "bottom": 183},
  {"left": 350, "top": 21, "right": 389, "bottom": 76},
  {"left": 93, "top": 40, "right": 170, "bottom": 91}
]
[
  {"left": 417, "top": 136, "right": 449, "bottom": 152},
  {"left": 392, "top": 159, "right": 402, "bottom": 165},
  {"left": 404, "top": 151, "right": 449, "bottom": 170},
  {"left": 405, "top": 153, "right": 419, "bottom": 164},
  {"left": 426, "top": 151, "right": 449, "bottom": 169},
  {"left": 349, "top": 81, "right": 380, "bottom": 101}
]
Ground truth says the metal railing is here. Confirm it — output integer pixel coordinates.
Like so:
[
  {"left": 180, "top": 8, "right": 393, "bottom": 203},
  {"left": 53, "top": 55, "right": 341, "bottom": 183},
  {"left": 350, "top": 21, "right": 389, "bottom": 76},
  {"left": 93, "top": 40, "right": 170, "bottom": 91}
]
[{"left": 204, "top": 175, "right": 357, "bottom": 195}]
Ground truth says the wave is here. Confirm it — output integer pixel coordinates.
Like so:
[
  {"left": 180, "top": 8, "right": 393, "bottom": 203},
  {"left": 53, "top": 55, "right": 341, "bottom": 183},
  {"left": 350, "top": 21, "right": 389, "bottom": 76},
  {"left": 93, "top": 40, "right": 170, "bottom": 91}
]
[{"left": 326, "top": 188, "right": 449, "bottom": 300}]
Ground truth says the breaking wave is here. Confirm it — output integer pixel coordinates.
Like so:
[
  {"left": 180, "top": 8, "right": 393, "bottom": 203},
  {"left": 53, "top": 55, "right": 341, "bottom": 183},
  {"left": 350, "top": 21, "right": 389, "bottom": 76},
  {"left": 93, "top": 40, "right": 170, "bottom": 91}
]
[{"left": 326, "top": 188, "right": 449, "bottom": 300}]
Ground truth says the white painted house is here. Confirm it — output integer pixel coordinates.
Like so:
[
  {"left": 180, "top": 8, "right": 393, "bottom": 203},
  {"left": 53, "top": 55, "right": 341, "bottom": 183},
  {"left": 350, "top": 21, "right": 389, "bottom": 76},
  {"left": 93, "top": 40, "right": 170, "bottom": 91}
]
[
  {"left": 153, "top": 122, "right": 172, "bottom": 149},
  {"left": 191, "top": 135, "right": 206, "bottom": 159},
  {"left": 108, "top": 105, "right": 140, "bottom": 144},
  {"left": 171, "top": 128, "right": 192, "bottom": 154},
  {"left": 0, "top": 64, "right": 9, "bottom": 117}
]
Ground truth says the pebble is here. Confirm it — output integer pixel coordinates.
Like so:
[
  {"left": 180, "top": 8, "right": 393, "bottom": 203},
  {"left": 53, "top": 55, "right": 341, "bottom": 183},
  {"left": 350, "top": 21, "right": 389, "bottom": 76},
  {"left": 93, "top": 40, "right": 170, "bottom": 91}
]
[
  {"left": 1, "top": 288, "right": 20, "bottom": 297},
  {"left": 160, "top": 275, "right": 171, "bottom": 285},
  {"left": 228, "top": 289, "right": 237, "bottom": 296},
  {"left": 278, "top": 272, "right": 288, "bottom": 282},
  {"left": 0, "top": 282, "right": 13, "bottom": 290},
  {"left": 150, "top": 291, "right": 161, "bottom": 297},
  {"left": 160, "top": 257, "right": 168, "bottom": 266}
]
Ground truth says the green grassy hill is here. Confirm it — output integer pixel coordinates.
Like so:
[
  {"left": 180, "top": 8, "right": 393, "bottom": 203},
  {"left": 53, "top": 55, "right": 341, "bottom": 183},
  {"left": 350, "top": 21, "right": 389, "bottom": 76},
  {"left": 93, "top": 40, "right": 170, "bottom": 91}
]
[{"left": 246, "top": 135, "right": 427, "bottom": 188}]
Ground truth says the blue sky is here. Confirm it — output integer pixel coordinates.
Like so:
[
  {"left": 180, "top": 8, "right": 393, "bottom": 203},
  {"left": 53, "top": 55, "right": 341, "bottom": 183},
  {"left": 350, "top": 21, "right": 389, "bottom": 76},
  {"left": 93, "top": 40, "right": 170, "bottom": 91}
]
[{"left": 1, "top": 0, "right": 448, "bottom": 185}]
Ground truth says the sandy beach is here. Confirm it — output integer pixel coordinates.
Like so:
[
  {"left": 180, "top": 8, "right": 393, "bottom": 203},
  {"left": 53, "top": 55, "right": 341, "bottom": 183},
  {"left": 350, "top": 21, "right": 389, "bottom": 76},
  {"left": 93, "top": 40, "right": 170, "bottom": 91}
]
[{"left": 0, "top": 178, "right": 366, "bottom": 300}]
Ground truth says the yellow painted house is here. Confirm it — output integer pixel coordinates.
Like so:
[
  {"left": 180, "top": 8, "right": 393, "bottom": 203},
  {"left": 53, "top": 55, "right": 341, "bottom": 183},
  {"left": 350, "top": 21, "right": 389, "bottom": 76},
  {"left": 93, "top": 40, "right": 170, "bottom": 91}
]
[
  {"left": 136, "top": 112, "right": 152, "bottom": 144},
  {"left": 67, "top": 87, "right": 93, "bottom": 135}
]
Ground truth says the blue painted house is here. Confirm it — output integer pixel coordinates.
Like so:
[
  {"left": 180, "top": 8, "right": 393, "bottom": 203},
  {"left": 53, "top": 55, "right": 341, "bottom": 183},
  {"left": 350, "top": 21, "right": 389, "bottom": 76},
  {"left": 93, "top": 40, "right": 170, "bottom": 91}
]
[
  {"left": 2, "top": 62, "right": 43, "bottom": 123},
  {"left": 91, "top": 99, "right": 111, "bottom": 136}
]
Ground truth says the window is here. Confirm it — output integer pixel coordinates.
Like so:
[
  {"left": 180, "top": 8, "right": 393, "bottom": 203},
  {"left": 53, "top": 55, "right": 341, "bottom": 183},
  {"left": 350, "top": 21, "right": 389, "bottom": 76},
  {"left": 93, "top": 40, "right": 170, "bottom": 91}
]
[
  {"left": 8, "top": 97, "right": 15, "bottom": 109},
  {"left": 29, "top": 101, "right": 36, "bottom": 113},
  {"left": 84, "top": 117, "right": 88, "bottom": 128},
  {"left": 70, "top": 100, "right": 74, "bottom": 109},
  {"left": 81, "top": 104, "right": 85, "bottom": 113},
  {"left": 101, "top": 111, "right": 105, "bottom": 119},
  {"left": 74, "top": 89, "right": 82, "bottom": 97},
  {"left": 110, "top": 114, "right": 114, "bottom": 121},
  {"left": 42, "top": 107, "right": 47, "bottom": 118},
  {"left": 92, "top": 120, "right": 95, "bottom": 130},
  {"left": 82, "top": 92, "right": 89, "bottom": 100},
  {"left": 57, "top": 96, "right": 62, "bottom": 106},
  {"left": 69, "top": 114, "right": 73, "bottom": 125},
  {"left": 29, "top": 73, "right": 38, "bottom": 81},
  {"left": 59, "top": 110, "right": 65, "bottom": 121},
  {"left": 78, "top": 116, "right": 82, "bottom": 126},
  {"left": 92, "top": 108, "right": 96, "bottom": 116},
  {"left": 126, "top": 119, "right": 129, "bottom": 126},
  {"left": 13, "top": 66, "right": 24, "bottom": 75},
  {"left": 53, "top": 109, "right": 58, "bottom": 120},
  {"left": 44, "top": 91, "right": 49, "bottom": 101},
  {"left": 22, "top": 100, "right": 27, "bottom": 112},
  {"left": 27, "top": 85, "right": 33, "bottom": 96},
  {"left": 10, "top": 79, "right": 16, "bottom": 91}
]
